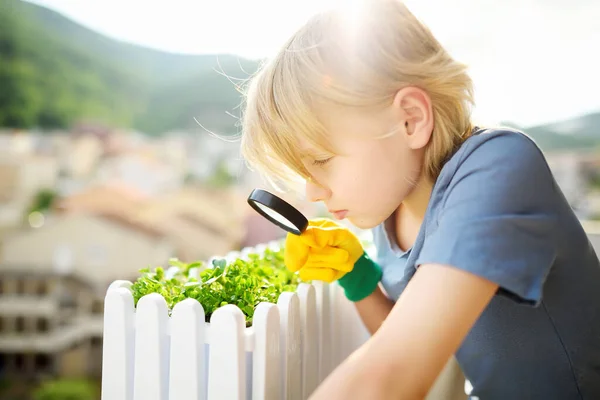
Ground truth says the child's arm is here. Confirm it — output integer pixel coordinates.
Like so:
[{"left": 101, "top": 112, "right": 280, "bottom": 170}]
[
  {"left": 354, "top": 284, "right": 395, "bottom": 334},
  {"left": 309, "top": 263, "right": 497, "bottom": 400}
]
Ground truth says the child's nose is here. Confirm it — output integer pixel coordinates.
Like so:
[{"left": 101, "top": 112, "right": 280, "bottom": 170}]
[{"left": 305, "top": 177, "right": 330, "bottom": 203}]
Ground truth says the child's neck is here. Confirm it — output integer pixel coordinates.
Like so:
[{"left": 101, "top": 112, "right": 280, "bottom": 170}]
[
  {"left": 401, "top": 175, "right": 433, "bottom": 222},
  {"left": 392, "top": 175, "right": 433, "bottom": 252}
]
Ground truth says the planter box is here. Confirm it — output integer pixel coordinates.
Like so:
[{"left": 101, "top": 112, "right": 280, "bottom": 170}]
[{"left": 101, "top": 244, "right": 370, "bottom": 400}]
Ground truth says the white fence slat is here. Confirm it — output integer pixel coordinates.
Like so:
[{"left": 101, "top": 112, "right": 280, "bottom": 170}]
[
  {"left": 346, "top": 297, "right": 370, "bottom": 355},
  {"left": 331, "top": 284, "right": 371, "bottom": 363},
  {"left": 337, "top": 283, "right": 355, "bottom": 362},
  {"left": 336, "top": 284, "right": 350, "bottom": 362},
  {"left": 323, "top": 282, "right": 333, "bottom": 378},
  {"left": 101, "top": 287, "right": 135, "bottom": 400},
  {"left": 297, "top": 283, "right": 319, "bottom": 399},
  {"left": 313, "top": 281, "right": 332, "bottom": 380},
  {"left": 133, "top": 293, "right": 171, "bottom": 400},
  {"left": 327, "top": 283, "right": 340, "bottom": 367},
  {"left": 277, "top": 292, "right": 302, "bottom": 400},
  {"left": 207, "top": 305, "right": 247, "bottom": 400},
  {"left": 168, "top": 299, "right": 206, "bottom": 400},
  {"left": 332, "top": 283, "right": 351, "bottom": 364},
  {"left": 108, "top": 280, "right": 133, "bottom": 292},
  {"left": 252, "top": 302, "right": 281, "bottom": 400}
]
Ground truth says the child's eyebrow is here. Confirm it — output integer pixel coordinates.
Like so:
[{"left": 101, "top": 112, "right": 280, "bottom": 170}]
[
  {"left": 299, "top": 146, "right": 339, "bottom": 160},
  {"left": 299, "top": 149, "right": 319, "bottom": 158},
  {"left": 299, "top": 150, "right": 331, "bottom": 160}
]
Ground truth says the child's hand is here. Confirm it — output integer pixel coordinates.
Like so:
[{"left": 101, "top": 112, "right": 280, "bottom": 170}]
[
  {"left": 285, "top": 218, "right": 382, "bottom": 301},
  {"left": 284, "top": 218, "right": 364, "bottom": 283}
]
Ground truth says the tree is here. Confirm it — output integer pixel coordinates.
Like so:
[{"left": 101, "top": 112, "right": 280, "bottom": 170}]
[
  {"left": 206, "top": 159, "right": 237, "bottom": 187},
  {"left": 28, "top": 188, "right": 58, "bottom": 215}
]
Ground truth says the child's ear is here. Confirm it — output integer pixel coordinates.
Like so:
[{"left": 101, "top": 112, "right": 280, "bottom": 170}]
[{"left": 392, "top": 86, "right": 434, "bottom": 150}]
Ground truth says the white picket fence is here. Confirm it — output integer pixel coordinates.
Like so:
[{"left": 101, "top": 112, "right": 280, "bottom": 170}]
[{"left": 101, "top": 253, "right": 371, "bottom": 400}]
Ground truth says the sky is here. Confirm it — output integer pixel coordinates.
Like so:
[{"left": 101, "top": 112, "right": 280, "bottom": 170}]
[{"left": 25, "top": 0, "right": 600, "bottom": 127}]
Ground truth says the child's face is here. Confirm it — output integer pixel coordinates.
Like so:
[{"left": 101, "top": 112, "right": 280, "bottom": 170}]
[{"left": 300, "top": 101, "right": 427, "bottom": 229}]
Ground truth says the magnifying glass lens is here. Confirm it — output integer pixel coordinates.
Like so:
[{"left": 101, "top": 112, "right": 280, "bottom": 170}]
[
  {"left": 254, "top": 202, "right": 297, "bottom": 230},
  {"left": 247, "top": 189, "right": 309, "bottom": 235}
]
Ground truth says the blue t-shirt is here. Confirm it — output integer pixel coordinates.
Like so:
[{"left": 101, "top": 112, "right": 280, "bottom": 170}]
[{"left": 372, "top": 128, "right": 600, "bottom": 399}]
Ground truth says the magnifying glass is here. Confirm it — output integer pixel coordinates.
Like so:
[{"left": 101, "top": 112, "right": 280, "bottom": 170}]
[{"left": 247, "top": 188, "right": 308, "bottom": 235}]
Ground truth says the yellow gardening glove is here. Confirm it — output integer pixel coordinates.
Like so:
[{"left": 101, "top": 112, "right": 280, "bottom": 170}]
[{"left": 284, "top": 218, "right": 364, "bottom": 283}]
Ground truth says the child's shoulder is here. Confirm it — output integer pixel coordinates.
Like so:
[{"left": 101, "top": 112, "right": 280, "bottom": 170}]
[
  {"left": 461, "top": 125, "right": 544, "bottom": 161},
  {"left": 430, "top": 125, "right": 558, "bottom": 214},
  {"left": 440, "top": 126, "right": 550, "bottom": 183}
]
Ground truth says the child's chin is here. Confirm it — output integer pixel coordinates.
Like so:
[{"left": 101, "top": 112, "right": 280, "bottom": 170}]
[{"left": 347, "top": 216, "right": 381, "bottom": 230}]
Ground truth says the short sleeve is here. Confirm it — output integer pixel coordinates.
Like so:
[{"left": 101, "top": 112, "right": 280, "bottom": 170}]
[{"left": 415, "top": 131, "right": 559, "bottom": 306}]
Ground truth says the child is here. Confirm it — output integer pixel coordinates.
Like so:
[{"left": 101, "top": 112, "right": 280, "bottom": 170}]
[{"left": 240, "top": 1, "right": 600, "bottom": 399}]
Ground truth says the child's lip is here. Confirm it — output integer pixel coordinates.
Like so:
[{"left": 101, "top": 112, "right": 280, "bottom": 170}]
[{"left": 331, "top": 210, "right": 348, "bottom": 220}]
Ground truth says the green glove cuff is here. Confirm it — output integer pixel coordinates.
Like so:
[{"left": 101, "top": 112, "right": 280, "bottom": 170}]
[{"left": 337, "top": 252, "right": 382, "bottom": 302}]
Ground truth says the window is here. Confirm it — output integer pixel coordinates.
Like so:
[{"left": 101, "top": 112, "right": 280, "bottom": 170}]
[
  {"left": 34, "top": 354, "right": 51, "bottom": 371},
  {"left": 15, "top": 317, "right": 25, "bottom": 333},
  {"left": 92, "top": 299, "right": 104, "bottom": 315},
  {"left": 15, "top": 353, "right": 25, "bottom": 372},
  {"left": 37, "top": 281, "right": 48, "bottom": 296},
  {"left": 16, "top": 279, "right": 25, "bottom": 294},
  {"left": 58, "top": 291, "right": 76, "bottom": 310},
  {"left": 1, "top": 278, "right": 12, "bottom": 295},
  {"left": 36, "top": 318, "right": 49, "bottom": 333}
]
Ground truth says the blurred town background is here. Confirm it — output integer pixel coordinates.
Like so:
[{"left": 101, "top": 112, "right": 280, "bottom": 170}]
[{"left": 0, "top": 0, "right": 599, "bottom": 398}]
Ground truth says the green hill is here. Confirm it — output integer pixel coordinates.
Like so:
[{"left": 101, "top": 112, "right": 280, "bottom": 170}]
[
  {"left": 3, "top": 0, "right": 599, "bottom": 144},
  {"left": 502, "top": 112, "right": 600, "bottom": 152},
  {"left": 0, "top": 0, "right": 260, "bottom": 135}
]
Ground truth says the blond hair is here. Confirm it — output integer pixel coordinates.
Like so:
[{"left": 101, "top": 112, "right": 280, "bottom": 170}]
[{"left": 240, "top": 0, "right": 474, "bottom": 192}]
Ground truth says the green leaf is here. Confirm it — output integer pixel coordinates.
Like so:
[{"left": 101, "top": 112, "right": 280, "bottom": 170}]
[{"left": 129, "top": 245, "right": 304, "bottom": 325}]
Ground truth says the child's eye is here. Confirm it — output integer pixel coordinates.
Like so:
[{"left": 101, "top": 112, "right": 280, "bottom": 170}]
[{"left": 312, "top": 157, "right": 332, "bottom": 166}]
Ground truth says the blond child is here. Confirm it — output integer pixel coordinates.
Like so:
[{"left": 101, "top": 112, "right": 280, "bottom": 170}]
[{"left": 240, "top": 1, "right": 600, "bottom": 399}]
